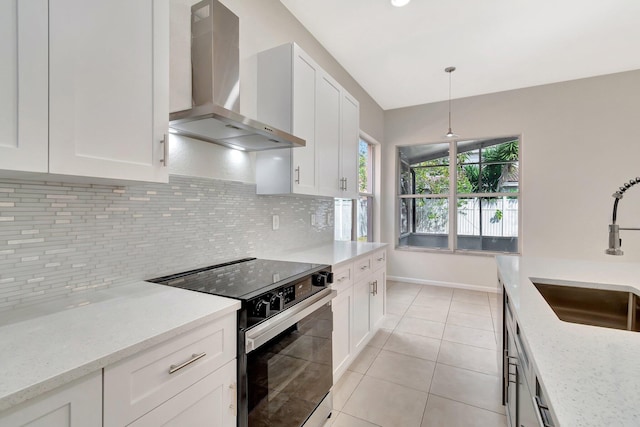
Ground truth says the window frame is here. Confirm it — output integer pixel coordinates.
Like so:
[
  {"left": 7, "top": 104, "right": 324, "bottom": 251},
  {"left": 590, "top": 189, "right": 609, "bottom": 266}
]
[
  {"left": 356, "top": 137, "right": 375, "bottom": 242},
  {"left": 396, "top": 135, "right": 522, "bottom": 256}
]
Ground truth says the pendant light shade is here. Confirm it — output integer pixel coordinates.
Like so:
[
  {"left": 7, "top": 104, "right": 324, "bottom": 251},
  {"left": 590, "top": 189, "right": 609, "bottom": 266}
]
[
  {"left": 391, "top": 0, "right": 411, "bottom": 7},
  {"left": 445, "top": 66, "right": 459, "bottom": 138}
]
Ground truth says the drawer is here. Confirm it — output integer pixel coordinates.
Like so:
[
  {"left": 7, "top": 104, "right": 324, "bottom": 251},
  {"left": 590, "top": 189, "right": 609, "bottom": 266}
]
[
  {"left": 332, "top": 263, "right": 353, "bottom": 292},
  {"left": 353, "top": 256, "right": 372, "bottom": 282},
  {"left": 128, "top": 359, "right": 236, "bottom": 427},
  {"left": 104, "top": 312, "right": 236, "bottom": 427},
  {"left": 371, "top": 249, "right": 386, "bottom": 271}
]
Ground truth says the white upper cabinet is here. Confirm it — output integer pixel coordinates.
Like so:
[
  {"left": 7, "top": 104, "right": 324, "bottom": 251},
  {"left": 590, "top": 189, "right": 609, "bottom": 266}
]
[
  {"left": 256, "top": 43, "right": 360, "bottom": 198},
  {"left": 340, "top": 92, "right": 360, "bottom": 199},
  {"left": 256, "top": 43, "right": 318, "bottom": 195},
  {"left": 0, "top": 0, "right": 169, "bottom": 183},
  {"left": 0, "top": 0, "right": 48, "bottom": 173},
  {"left": 48, "top": 0, "right": 169, "bottom": 183},
  {"left": 316, "top": 73, "right": 342, "bottom": 197}
]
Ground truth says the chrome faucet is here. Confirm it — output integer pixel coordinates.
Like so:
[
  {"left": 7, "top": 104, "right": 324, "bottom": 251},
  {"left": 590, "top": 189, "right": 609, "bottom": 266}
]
[{"left": 606, "top": 177, "right": 640, "bottom": 255}]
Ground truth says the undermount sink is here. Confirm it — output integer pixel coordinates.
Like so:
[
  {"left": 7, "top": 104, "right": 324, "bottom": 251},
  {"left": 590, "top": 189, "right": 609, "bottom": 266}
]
[{"left": 532, "top": 280, "right": 640, "bottom": 332}]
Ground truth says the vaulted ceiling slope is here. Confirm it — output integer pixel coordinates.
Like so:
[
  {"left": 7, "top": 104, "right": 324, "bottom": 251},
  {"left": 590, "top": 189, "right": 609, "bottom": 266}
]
[{"left": 280, "top": 0, "right": 640, "bottom": 110}]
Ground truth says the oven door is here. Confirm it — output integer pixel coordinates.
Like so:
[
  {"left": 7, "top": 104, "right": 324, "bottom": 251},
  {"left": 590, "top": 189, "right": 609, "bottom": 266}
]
[{"left": 243, "top": 288, "right": 336, "bottom": 427}]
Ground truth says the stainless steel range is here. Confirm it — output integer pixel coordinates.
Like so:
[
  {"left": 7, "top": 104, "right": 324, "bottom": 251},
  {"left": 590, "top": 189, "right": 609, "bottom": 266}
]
[{"left": 150, "top": 258, "right": 335, "bottom": 427}]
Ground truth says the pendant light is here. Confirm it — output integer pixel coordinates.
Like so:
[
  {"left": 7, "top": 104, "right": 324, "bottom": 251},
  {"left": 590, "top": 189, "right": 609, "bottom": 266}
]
[
  {"left": 445, "top": 66, "right": 458, "bottom": 138},
  {"left": 391, "top": 0, "right": 411, "bottom": 6}
]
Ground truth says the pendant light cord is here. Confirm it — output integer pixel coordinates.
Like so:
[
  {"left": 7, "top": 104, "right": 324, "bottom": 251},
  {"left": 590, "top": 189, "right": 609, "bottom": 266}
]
[
  {"left": 445, "top": 66, "right": 456, "bottom": 135},
  {"left": 448, "top": 71, "right": 452, "bottom": 130}
]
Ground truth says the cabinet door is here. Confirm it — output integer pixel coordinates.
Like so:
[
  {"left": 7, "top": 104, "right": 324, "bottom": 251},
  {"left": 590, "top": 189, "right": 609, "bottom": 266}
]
[
  {"left": 0, "top": 372, "right": 101, "bottom": 427},
  {"left": 0, "top": 0, "right": 48, "bottom": 173},
  {"left": 129, "top": 359, "right": 237, "bottom": 427},
  {"left": 316, "top": 72, "right": 342, "bottom": 197},
  {"left": 369, "top": 268, "right": 385, "bottom": 330},
  {"left": 256, "top": 44, "right": 317, "bottom": 195},
  {"left": 352, "top": 278, "right": 372, "bottom": 353},
  {"left": 518, "top": 373, "right": 539, "bottom": 427},
  {"left": 340, "top": 92, "right": 359, "bottom": 199},
  {"left": 49, "top": 0, "right": 169, "bottom": 183},
  {"left": 332, "top": 287, "right": 353, "bottom": 380},
  {"left": 291, "top": 48, "right": 318, "bottom": 194}
]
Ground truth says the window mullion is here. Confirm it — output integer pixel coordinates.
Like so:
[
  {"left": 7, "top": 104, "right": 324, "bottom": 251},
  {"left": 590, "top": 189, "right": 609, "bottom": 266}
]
[{"left": 449, "top": 141, "right": 457, "bottom": 251}]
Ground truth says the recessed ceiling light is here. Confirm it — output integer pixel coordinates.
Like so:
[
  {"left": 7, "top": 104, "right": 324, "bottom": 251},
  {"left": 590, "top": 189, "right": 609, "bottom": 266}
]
[{"left": 391, "top": 0, "right": 411, "bottom": 7}]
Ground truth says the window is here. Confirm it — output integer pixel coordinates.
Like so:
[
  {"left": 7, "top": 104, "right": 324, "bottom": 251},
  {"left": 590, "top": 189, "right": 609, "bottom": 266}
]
[
  {"left": 397, "top": 136, "right": 520, "bottom": 254},
  {"left": 357, "top": 139, "right": 374, "bottom": 242},
  {"left": 335, "top": 137, "right": 376, "bottom": 242}
]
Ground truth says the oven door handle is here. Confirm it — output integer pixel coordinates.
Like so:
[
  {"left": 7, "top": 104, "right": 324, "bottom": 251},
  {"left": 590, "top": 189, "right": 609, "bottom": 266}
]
[{"left": 245, "top": 288, "right": 336, "bottom": 353}]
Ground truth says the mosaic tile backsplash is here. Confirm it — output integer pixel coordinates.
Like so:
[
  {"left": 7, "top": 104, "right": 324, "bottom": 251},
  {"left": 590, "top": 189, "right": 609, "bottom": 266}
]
[{"left": 0, "top": 175, "right": 334, "bottom": 312}]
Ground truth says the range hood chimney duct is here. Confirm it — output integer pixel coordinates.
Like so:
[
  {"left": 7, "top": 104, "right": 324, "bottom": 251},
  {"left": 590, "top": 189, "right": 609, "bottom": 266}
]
[{"left": 168, "top": 0, "right": 305, "bottom": 151}]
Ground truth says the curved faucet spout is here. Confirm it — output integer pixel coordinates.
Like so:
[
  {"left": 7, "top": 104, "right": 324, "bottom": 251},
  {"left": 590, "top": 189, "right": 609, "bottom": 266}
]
[{"left": 607, "top": 177, "right": 640, "bottom": 255}]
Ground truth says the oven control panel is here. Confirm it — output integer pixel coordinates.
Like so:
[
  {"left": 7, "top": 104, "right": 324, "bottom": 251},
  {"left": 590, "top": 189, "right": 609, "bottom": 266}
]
[{"left": 246, "top": 269, "right": 332, "bottom": 323}]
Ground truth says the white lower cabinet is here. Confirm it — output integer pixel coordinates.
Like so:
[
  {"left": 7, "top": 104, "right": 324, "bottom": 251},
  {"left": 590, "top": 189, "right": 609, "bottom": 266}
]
[
  {"left": 0, "top": 312, "right": 237, "bottom": 427},
  {"left": 331, "top": 249, "right": 386, "bottom": 382},
  {"left": 128, "top": 359, "right": 236, "bottom": 427},
  {"left": 104, "top": 313, "right": 236, "bottom": 427},
  {"left": 331, "top": 287, "right": 353, "bottom": 382},
  {"left": 352, "top": 276, "right": 372, "bottom": 354},
  {"left": 0, "top": 371, "right": 101, "bottom": 427}
]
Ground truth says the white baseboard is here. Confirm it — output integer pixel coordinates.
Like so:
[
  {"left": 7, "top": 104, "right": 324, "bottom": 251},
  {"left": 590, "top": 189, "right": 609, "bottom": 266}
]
[{"left": 387, "top": 275, "right": 500, "bottom": 294}]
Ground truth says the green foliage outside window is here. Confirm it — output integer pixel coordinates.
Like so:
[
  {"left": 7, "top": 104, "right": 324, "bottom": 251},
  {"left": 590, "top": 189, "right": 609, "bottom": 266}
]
[{"left": 403, "top": 140, "right": 519, "bottom": 233}]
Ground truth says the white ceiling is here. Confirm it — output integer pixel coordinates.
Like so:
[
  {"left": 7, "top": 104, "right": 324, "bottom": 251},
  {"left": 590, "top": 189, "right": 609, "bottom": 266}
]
[{"left": 279, "top": 0, "right": 640, "bottom": 110}]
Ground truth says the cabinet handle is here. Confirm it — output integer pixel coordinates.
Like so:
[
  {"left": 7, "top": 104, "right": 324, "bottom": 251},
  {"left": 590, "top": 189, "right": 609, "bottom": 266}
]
[
  {"left": 295, "top": 167, "right": 300, "bottom": 184},
  {"left": 374, "top": 280, "right": 378, "bottom": 295},
  {"left": 344, "top": 177, "right": 348, "bottom": 191},
  {"left": 168, "top": 352, "right": 206, "bottom": 374},
  {"left": 229, "top": 382, "right": 237, "bottom": 417},
  {"left": 535, "top": 396, "right": 553, "bottom": 427},
  {"left": 337, "top": 275, "right": 348, "bottom": 282},
  {"left": 370, "top": 281, "right": 375, "bottom": 295},
  {"left": 360, "top": 265, "right": 369, "bottom": 271},
  {"left": 160, "top": 134, "right": 169, "bottom": 167},
  {"left": 376, "top": 256, "right": 384, "bottom": 262}
]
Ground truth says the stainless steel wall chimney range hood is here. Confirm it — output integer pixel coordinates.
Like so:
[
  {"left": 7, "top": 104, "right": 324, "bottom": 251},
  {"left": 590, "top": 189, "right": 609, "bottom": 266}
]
[{"left": 169, "top": 0, "right": 305, "bottom": 151}]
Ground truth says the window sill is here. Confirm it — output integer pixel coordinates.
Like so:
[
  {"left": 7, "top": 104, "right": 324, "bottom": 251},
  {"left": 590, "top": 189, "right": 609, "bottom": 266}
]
[{"left": 394, "top": 245, "right": 520, "bottom": 257}]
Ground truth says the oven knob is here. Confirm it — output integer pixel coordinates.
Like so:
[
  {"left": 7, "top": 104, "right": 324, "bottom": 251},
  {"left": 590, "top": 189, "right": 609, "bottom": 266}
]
[
  {"left": 313, "top": 271, "right": 332, "bottom": 286},
  {"left": 270, "top": 292, "right": 284, "bottom": 311},
  {"left": 254, "top": 298, "right": 270, "bottom": 318}
]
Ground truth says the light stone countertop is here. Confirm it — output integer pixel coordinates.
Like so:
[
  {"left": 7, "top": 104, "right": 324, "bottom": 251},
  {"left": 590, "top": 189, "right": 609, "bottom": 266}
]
[
  {"left": 0, "top": 281, "right": 240, "bottom": 413},
  {"left": 257, "top": 241, "right": 388, "bottom": 266},
  {"left": 496, "top": 256, "right": 640, "bottom": 427}
]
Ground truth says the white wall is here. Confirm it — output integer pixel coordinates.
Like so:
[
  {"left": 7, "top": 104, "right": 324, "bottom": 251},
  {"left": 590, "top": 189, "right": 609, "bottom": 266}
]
[
  {"left": 168, "top": 0, "right": 385, "bottom": 182},
  {"left": 383, "top": 70, "right": 640, "bottom": 290}
]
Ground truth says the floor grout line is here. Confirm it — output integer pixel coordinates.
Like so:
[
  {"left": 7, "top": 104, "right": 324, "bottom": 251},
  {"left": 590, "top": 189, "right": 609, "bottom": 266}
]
[
  {"left": 427, "top": 391, "right": 508, "bottom": 416},
  {"left": 434, "top": 360, "right": 501, "bottom": 378},
  {"left": 336, "top": 283, "right": 506, "bottom": 427}
]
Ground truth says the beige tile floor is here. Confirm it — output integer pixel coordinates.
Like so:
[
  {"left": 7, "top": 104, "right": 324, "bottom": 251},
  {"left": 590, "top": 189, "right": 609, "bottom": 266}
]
[{"left": 325, "top": 281, "right": 507, "bottom": 427}]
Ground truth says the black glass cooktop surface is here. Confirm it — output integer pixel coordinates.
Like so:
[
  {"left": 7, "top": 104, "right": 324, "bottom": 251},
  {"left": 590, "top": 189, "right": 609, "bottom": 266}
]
[{"left": 148, "top": 258, "right": 327, "bottom": 301}]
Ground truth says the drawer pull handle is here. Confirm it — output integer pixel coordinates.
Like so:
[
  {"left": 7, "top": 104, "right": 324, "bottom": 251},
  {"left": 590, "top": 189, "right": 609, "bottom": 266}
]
[
  {"left": 168, "top": 352, "right": 206, "bottom": 374},
  {"left": 360, "top": 265, "right": 369, "bottom": 271},
  {"left": 376, "top": 257, "right": 384, "bottom": 261},
  {"left": 337, "top": 275, "right": 348, "bottom": 282}
]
